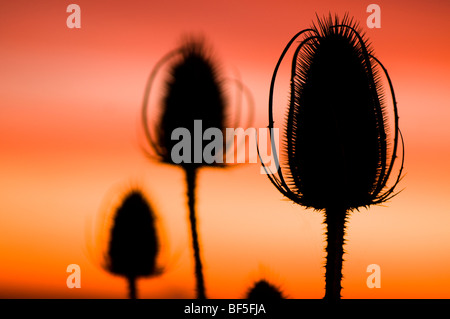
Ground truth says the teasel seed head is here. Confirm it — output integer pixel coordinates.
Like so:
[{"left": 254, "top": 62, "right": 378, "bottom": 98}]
[
  {"left": 263, "top": 14, "right": 404, "bottom": 212},
  {"left": 105, "top": 190, "right": 161, "bottom": 279}
]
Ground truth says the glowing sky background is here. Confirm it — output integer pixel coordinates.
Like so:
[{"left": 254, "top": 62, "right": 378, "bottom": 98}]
[{"left": 1, "top": 0, "right": 450, "bottom": 298}]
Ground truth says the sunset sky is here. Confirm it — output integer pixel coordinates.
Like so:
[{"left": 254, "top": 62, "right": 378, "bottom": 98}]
[{"left": 1, "top": 0, "right": 450, "bottom": 299}]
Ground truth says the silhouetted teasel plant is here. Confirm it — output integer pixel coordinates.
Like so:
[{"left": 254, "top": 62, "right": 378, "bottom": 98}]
[
  {"left": 104, "top": 190, "right": 162, "bottom": 299},
  {"left": 259, "top": 14, "right": 404, "bottom": 300},
  {"left": 246, "top": 279, "right": 285, "bottom": 300},
  {"left": 141, "top": 38, "right": 253, "bottom": 299}
]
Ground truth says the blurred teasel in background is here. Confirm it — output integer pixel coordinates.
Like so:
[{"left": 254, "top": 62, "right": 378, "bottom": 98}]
[
  {"left": 103, "top": 189, "right": 162, "bottom": 299},
  {"left": 260, "top": 14, "right": 404, "bottom": 300},
  {"left": 141, "top": 36, "right": 253, "bottom": 299}
]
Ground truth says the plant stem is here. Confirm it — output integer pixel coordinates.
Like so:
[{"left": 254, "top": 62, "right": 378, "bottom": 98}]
[
  {"left": 128, "top": 276, "right": 137, "bottom": 299},
  {"left": 324, "top": 206, "right": 347, "bottom": 301},
  {"left": 185, "top": 167, "right": 207, "bottom": 299}
]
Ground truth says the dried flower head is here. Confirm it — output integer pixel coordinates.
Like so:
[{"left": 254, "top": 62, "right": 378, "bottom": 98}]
[
  {"left": 105, "top": 190, "right": 161, "bottom": 298},
  {"left": 158, "top": 41, "right": 226, "bottom": 168},
  {"left": 246, "top": 279, "right": 285, "bottom": 300},
  {"left": 263, "top": 14, "right": 404, "bottom": 212}
]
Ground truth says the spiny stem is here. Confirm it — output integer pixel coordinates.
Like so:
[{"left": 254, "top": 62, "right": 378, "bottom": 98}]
[
  {"left": 324, "top": 207, "right": 347, "bottom": 301},
  {"left": 185, "top": 167, "right": 207, "bottom": 299}
]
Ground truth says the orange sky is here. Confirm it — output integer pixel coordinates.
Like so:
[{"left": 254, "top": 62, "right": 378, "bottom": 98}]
[{"left": 1, "top": 0, "right": 450, "bottom": 299}]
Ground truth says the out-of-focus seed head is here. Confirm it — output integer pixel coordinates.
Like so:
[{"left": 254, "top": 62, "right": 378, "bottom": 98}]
[
  {"left": 246, "top": 279, "right": 285, "bottom": 299},
  {"left": 106, "top": 190, "right": 160, "bottom": 279},
  {"left": 157, "top": 40, "right": 226, "bottom": 169}
]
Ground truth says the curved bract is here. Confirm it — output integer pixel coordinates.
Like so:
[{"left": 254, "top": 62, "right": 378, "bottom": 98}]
[{"left": 263, "top": 14, "right": 404, "bottom": 211}]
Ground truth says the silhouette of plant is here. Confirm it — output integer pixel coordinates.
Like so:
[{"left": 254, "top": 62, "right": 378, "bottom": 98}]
[
  {"left": 260, "top": 14, "right": 404, "bottom": 300},
  {"left": 104, "top": 190, "right": 161, "bottom": 299},
  {"left": 246, "top": 279, "right": 285, "bottom": 299},
  {"left": 141, "top": 38, "right": 253, "bottom": 299}
]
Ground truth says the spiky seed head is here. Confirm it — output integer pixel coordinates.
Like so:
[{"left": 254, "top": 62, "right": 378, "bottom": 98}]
[
  {"left": 157, "top": 39, "right": 226, "bottom": 168},
  {"left": 106, "top": 190, "right": 160, "bottom": 279},
  {"left": 246, "top": 279, "right": 284, "bottom": 299},
  {"left": 265, "top": 14, "right": 403, "bottom": 211}
]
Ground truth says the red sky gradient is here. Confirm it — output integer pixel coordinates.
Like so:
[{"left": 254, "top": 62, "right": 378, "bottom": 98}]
[{"left": 1, "top": 0, "right": 450, "bottom": 299}]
